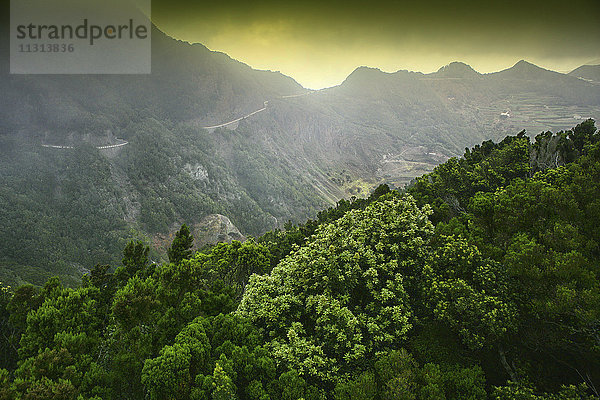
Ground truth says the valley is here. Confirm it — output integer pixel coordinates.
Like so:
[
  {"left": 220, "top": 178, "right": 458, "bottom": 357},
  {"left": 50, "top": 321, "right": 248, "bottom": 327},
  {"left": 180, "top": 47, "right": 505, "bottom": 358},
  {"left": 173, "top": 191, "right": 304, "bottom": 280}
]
[{"left": 0, "top": 26, "right": 598, "bottom": 286}]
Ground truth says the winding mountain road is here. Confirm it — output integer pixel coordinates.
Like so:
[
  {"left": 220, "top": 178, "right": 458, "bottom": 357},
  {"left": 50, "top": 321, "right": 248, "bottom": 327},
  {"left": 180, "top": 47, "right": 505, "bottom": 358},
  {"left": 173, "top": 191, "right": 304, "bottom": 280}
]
[
  {"left": 42, "top": 90, "right": 313, "bottom": 148},
  {"left": 201, "top": 101, "right": 269, "bottom": 130},
  {"left": 42, "top": 140, "right": 129, "bottom": 150},
  {"left": 201, "top": 91, "right": 314, "bottom": 130}
]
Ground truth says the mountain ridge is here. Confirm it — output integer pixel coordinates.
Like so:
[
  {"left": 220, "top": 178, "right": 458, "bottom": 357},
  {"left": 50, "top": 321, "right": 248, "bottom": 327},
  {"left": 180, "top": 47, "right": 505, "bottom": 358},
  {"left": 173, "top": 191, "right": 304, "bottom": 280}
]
[{"left": 338, "top": 59, "right": 593, "bottom": 87}]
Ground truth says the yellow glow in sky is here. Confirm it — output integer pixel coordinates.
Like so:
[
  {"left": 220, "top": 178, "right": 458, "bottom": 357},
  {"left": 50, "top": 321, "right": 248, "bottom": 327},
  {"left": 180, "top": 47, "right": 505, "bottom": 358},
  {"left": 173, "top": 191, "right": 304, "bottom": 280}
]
[{"left": 151, "top": 1, "right": 600, "bottom": 89}]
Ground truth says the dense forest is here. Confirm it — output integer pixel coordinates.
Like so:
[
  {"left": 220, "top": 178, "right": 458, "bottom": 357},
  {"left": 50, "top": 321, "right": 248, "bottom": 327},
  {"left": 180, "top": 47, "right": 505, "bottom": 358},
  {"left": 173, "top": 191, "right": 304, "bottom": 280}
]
[{"left": 0, "top": 120, "right": 598, "bottom": 399}]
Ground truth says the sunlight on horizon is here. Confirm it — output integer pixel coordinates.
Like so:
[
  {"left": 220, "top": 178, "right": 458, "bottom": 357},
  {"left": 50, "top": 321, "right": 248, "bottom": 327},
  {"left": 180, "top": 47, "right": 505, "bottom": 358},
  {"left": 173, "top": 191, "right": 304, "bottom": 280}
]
[{"left": 154, "top": 20, "right": 597, "bottom": 89}]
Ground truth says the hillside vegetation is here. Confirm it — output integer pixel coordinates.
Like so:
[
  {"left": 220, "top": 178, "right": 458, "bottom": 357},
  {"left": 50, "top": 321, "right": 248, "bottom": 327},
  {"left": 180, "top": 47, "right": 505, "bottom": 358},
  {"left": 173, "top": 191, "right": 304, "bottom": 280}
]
[{"left": 1, "top": 121, "right": 598, "bottom": 399}]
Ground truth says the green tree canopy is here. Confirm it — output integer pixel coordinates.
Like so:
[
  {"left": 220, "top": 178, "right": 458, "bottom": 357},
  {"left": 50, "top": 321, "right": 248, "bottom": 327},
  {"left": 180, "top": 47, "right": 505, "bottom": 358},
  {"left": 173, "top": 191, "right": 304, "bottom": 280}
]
[{"left": 168, "top": 224, "right": 194, "bottom": 264}]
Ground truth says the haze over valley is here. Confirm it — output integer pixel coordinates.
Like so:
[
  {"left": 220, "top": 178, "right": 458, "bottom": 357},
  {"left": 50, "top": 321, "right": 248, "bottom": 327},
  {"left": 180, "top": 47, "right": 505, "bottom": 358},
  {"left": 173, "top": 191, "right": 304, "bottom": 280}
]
[{"left": 1, "top": 23, "right": 599, "bottom": 285}]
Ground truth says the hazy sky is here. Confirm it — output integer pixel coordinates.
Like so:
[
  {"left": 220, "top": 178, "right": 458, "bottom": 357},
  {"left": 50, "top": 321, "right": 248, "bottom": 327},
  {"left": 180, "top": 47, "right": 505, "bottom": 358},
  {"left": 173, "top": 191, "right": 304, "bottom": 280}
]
[{"left": 152, "top": 0, "right": 600, "bottom": 89}]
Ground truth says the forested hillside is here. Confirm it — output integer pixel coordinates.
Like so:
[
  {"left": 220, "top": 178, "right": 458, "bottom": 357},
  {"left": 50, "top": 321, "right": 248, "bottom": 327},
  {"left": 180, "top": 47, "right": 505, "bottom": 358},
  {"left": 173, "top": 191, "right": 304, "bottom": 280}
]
[
  {"left": 1, "top": 121, "right": 598, "bottom": 399},
  {"left": 0, "top": 24, "right": 335, "bottom": 287},
  {"left": 1, "top": 18, "right": 599, "bottom": 287}
]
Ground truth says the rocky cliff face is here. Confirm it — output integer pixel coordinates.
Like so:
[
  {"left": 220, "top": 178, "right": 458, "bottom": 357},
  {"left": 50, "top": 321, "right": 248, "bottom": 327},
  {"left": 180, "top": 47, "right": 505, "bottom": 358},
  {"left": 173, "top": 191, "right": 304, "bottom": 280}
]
[
  {"left": 151, "top": 214, "right": 245, "bottom": 260},
  {"left": 193, "top": 214, "right": 246, "bottom": 248}
]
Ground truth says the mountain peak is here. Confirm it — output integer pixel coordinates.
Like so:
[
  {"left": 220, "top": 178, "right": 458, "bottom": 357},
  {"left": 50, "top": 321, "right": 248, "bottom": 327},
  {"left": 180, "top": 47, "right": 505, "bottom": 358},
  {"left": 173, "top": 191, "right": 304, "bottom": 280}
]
[
  {"left": 513, "top": 59, "right": 541, "bottom": 70},
  {"left": 507, "top": 60, "right": 547, "bottom": 74},
  {"left": 347, "top": 66, "right": 384, "bottom": 78},
  {"left": 341, "top": 66, "right": 388, "bottom": 87},
  {"left": 493, "top": 60, "right": 555, "bottom": 79},
  {"left": 434, "top": 62, "right": 480, "bottom": 78}
]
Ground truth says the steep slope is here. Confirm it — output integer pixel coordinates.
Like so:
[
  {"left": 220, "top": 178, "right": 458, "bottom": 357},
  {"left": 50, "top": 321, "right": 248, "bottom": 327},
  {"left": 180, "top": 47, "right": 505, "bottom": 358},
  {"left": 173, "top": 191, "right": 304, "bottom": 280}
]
[
  {"left": 0, "top": 25, "right": 305, "bottom": 138},
  {"left": 569, "top": 64, "right": 600, "bottom": 83},
  {"left": 0, "top": 26, "right": 330, "bottom": 286},
  {"left": 248, "top": 60, "right": 600, "bottom": 188}
]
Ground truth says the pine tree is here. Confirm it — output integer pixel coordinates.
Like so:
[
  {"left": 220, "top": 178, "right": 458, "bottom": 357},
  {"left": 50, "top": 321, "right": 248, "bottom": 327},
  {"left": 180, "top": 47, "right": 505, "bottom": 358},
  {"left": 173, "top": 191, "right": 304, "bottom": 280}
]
[
  {"left": 168, "top": 224, "right": 194, "bottom": 264},
  {"left": 122, "top": 241, "right": 150, "bottom": 276}
]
